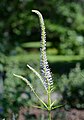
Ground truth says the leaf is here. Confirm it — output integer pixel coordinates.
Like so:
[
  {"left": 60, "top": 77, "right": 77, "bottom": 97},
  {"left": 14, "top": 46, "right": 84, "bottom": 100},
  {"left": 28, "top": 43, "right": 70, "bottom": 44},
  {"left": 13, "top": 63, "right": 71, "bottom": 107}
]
[
  {"left": 50, "top": 98, "right": 61, "bottom": 107},
  {"left": 13, "top": 74, "right": 34, "bottom": 92},
  {"left": 51, "top": 104, "right": 63, "bottom": 110},
  {"left": 13, "top": 73, "right": 48, "bottom": 109},
  {"left": 32, "top": 105, "right": 47, "bottom": 110},
  {"left": 27, "top": 64, "right": 47, "bottom": 92},
  {"left": 50, "top": 100, "right": 57, "bottom": 108}
]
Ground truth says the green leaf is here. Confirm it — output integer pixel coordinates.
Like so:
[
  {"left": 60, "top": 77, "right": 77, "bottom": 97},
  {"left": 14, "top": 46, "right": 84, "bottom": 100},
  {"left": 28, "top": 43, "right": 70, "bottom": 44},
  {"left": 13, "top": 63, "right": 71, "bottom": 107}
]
[
  {"left": 13, "top": 73, "right": 48, "bottom": 109},
  {"left": 27, "top": 64, "right": 47, "bottom": 92},
  {"left": 32, "top": 105, "right": 47, "bottom": 110},
  {"left": 51, "top": 104, "right": 63, "bottom": 110},
  {"left": 13, "top": 74, "right": 35, "bottom": 92},
  {"left": 50, "top": 98, "right": 61, "bottom": 108}
]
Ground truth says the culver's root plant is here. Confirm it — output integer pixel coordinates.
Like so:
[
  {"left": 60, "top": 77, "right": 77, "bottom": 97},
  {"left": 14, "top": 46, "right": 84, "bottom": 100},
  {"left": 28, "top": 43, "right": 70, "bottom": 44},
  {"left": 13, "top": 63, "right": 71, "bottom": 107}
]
[{"left": 14, "top": 10, "right": 63, "bottom": 120}]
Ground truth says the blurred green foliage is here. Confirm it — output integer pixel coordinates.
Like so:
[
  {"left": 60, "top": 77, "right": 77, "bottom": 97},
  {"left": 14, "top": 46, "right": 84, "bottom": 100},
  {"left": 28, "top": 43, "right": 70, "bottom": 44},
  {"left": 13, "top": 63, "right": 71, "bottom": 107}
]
[
  {"left": 0, "top": 55, "right": 41, "bottom": 118},
  {"left": 0, "top": 0, "right": 84, "bottom": 55},
  {"left": 58, "top": 63, "right": 84, "bottom": 109}
]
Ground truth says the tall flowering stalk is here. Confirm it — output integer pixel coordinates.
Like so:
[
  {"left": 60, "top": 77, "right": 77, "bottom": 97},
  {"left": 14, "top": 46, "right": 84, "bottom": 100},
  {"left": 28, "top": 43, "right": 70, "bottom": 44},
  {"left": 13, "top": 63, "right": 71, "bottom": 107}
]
[{"left": 14, "top": 10, "right": 62, "bottom": 120}]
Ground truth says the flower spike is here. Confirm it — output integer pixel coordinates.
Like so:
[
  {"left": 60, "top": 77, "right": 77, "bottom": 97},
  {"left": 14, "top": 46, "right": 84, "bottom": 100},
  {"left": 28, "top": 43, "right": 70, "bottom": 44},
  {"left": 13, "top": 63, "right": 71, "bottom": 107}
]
[{"left": 32, "top": 10, "right": 53, "bottom": 91}]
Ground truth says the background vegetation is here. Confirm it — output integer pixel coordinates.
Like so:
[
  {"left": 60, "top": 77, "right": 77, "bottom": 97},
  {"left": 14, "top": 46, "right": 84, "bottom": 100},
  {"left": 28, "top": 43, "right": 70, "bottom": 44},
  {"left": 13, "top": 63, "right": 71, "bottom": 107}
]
[{"left": 0, "top": 0, "right": 84, "bottom": 119}]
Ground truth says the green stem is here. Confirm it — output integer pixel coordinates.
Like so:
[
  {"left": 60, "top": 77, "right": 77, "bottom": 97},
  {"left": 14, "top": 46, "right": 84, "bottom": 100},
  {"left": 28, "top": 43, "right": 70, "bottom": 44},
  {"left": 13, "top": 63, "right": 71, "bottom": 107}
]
[
  {"left": 48, "top": 91, "right": 51, "bottom": 110},
  {"left": 48, "top": 111, "right": 51, "bottom": 120},
  {"left": 48, "top": 85, "right": 51, "bottom": 120}
]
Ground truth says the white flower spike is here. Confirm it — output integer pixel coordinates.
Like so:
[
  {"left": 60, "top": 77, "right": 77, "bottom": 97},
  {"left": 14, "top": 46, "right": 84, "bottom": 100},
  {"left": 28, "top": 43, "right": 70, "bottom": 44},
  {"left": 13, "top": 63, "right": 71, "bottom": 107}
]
[{"left": 32, "top": 10, "right": 53, "bottom": 91}]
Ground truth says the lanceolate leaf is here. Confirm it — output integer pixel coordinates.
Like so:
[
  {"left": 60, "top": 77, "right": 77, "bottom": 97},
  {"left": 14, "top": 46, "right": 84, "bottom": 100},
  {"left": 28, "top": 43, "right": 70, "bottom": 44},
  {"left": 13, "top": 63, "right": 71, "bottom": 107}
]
[
  {"left": 13, "top": 74, "right": 48, "bottom": 109},
  {"left": 32, "top": 105, "right": 47, "bottom": 110},
  {"left": 13, "top": 74, "right": 35, "bottom": 92},
  {"left": 51, "top": 104, "right": 63, "bottom": 110},
  {"left": 27, "top": 64, "right": 47, "bottom": 92},
  {"left": 50, "top": 98, "right": 61, "bottom": 108}
]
